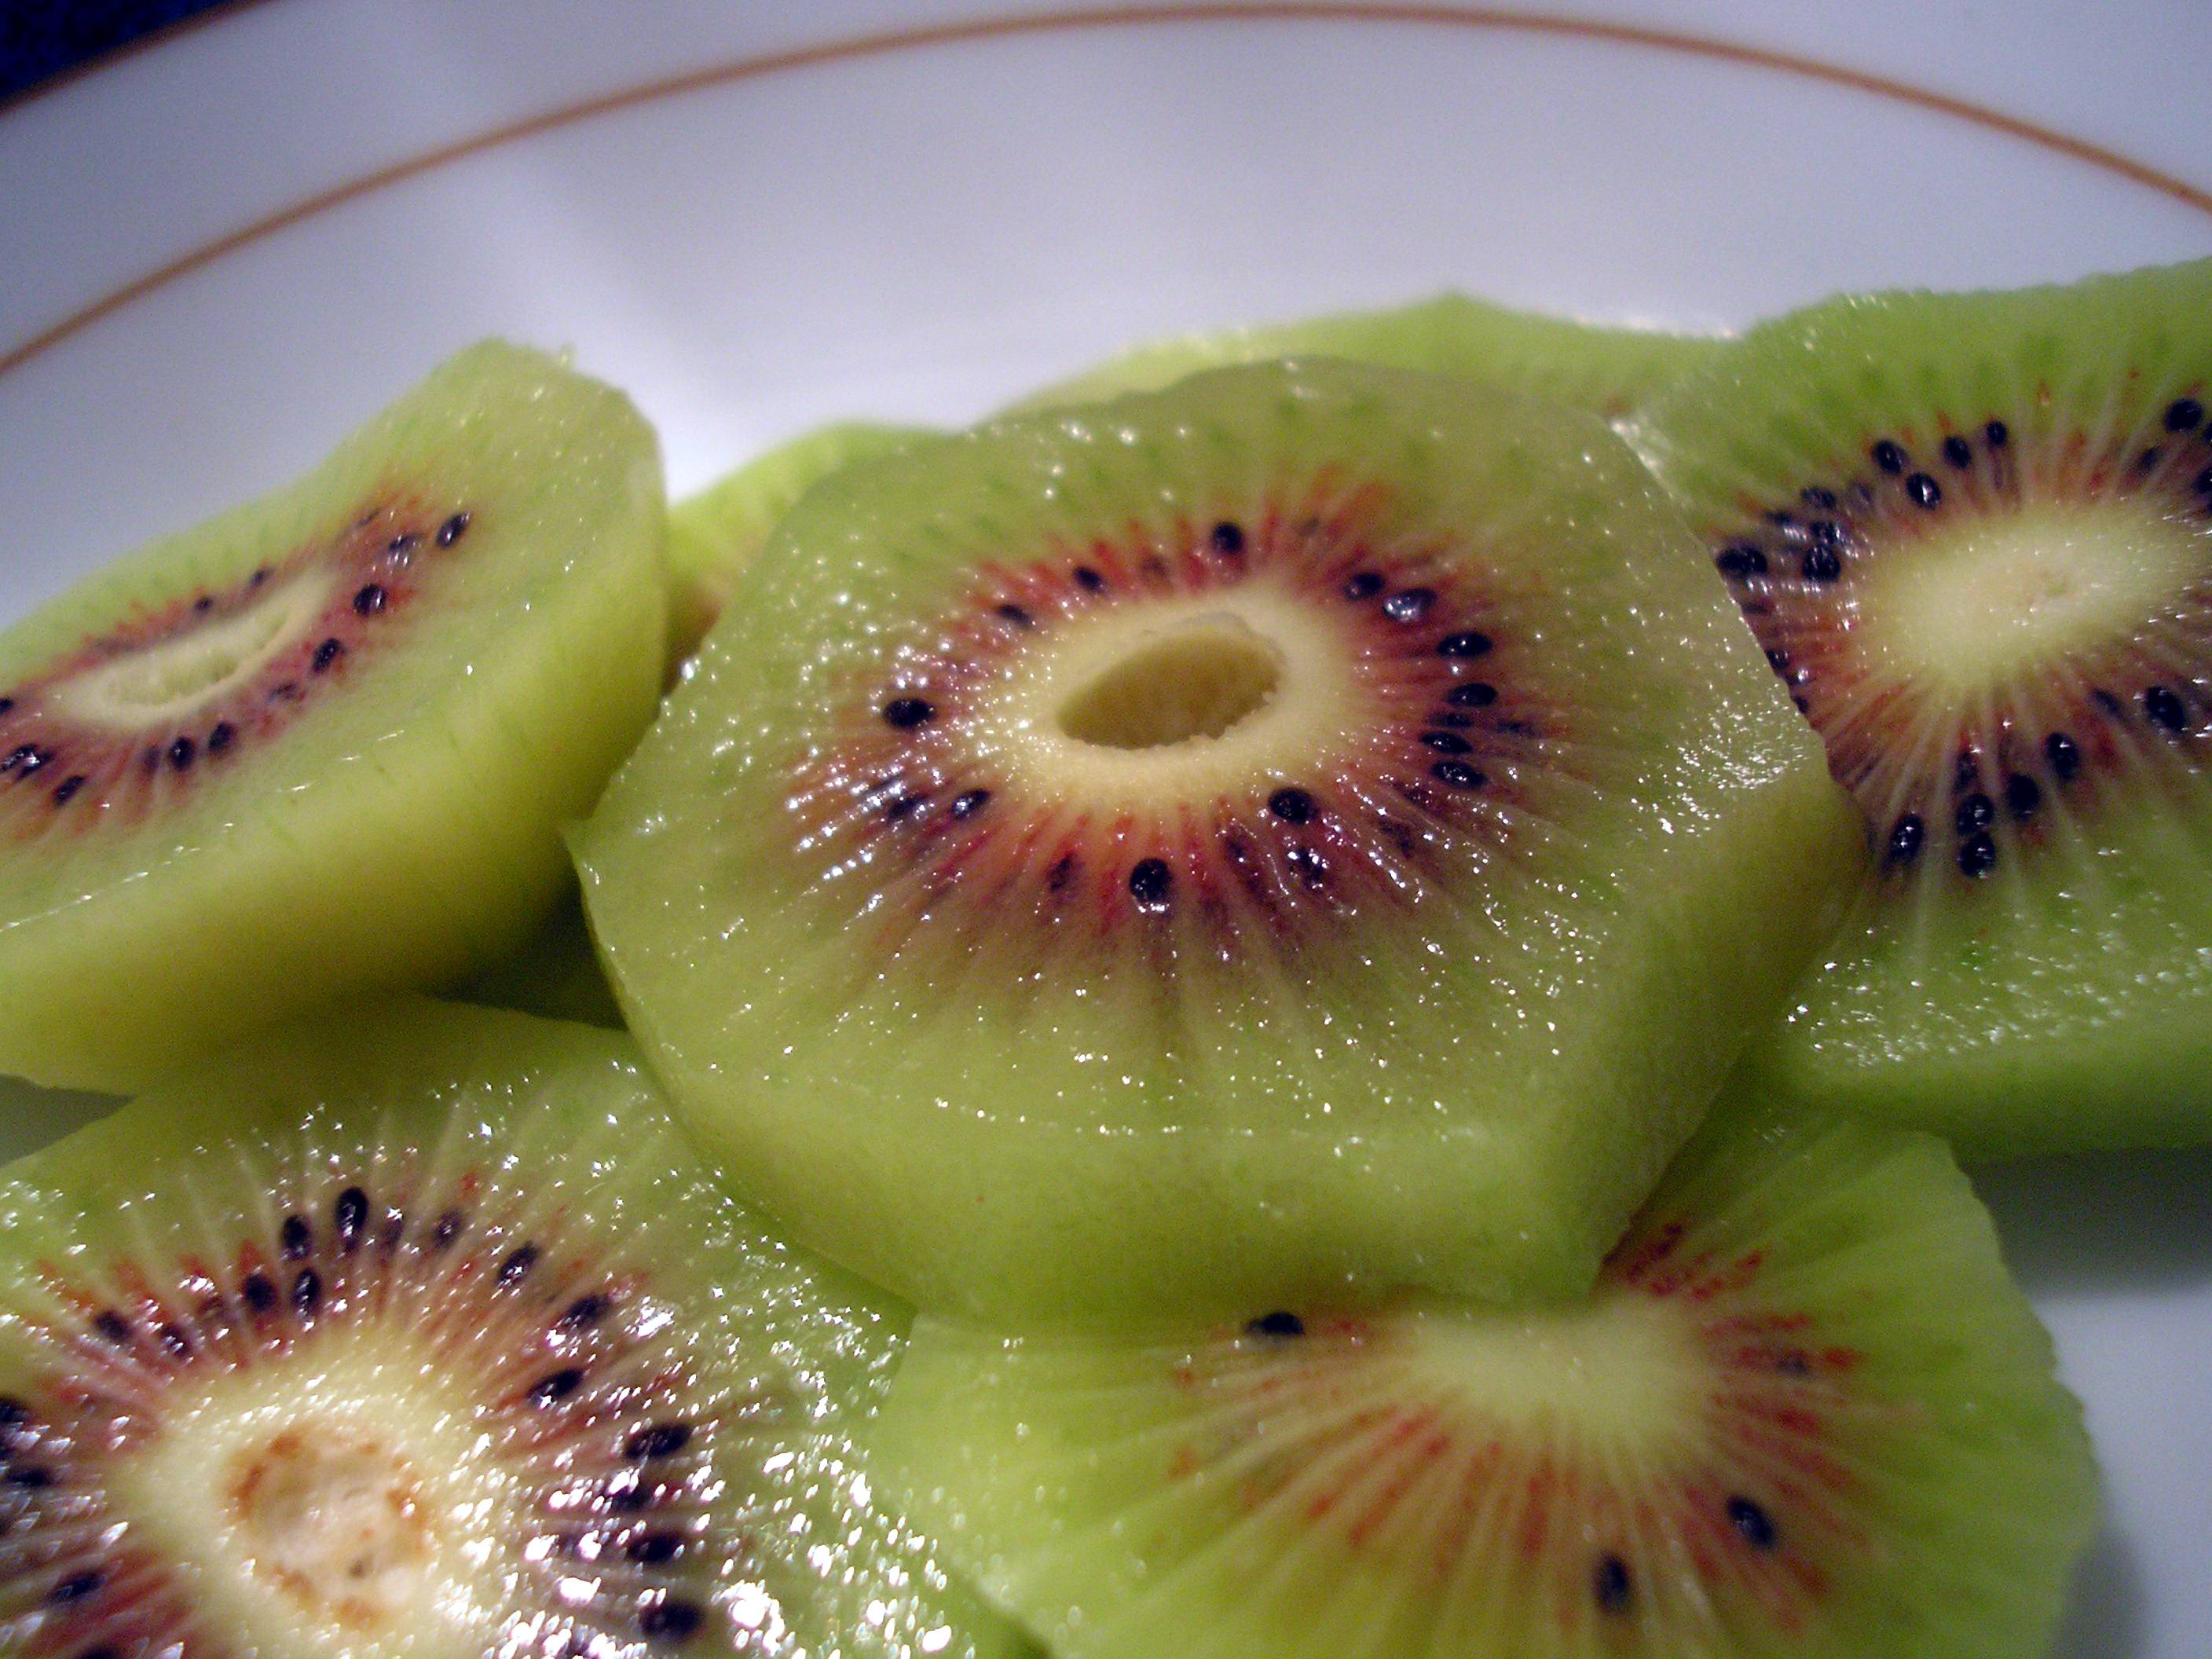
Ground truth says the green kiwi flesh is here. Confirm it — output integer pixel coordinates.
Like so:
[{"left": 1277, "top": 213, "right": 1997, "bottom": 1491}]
[
  {"left": 869, "top": 1102, "right": 2096, "bottom": 1659},
  {"left": 0, "top": 342, "right": 667, "bottom": 1093},
  {"left": 1635, "top": 258, "right": 2212, "bottom": 1154},
  {"left": 668, "top": 421, "right": 933, "bottom": 660},
  {"left": 447, "top": 886, "right": 624, "bottom": 1028},
  {"left": 573, "top": 360, "right": 1862, "bottom": 1324},
  {"left": 0, "top": 999, "right": 1031, "bottom": 1659},
  {"left": 1005, "top": 292, "right": 1724, "bottom": 424}
]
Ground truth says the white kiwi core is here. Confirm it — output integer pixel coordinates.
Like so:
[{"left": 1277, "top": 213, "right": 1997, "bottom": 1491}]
[
  {"left": 980, "top": 578, "right": 1379, "bottom": 809},
  {"left": 110, "top": 1324, "right": 517, "bottom": 1654},
  {"left": 49, "top": 566, "right": 340, "bottom": 731},
  {"left": 1855, "top": 502, "right": 2203, "bottom": 695}
]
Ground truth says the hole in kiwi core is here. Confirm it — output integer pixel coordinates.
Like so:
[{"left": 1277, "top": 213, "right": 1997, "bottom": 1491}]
[{"left": 1053, "top": 615, "right": 1283, "bottom": 749}]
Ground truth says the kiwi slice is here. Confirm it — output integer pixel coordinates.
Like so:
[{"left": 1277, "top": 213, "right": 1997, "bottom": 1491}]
[
  {"left": 668, "top": 422, "right": 933, "bottom": 659},
  {"left": 1635, "top": 258, "right": 2212, "bottom": 1153},
  {"left": 0, "top": 342, "right": 666, "bottom": 1093},
  {"left": 1005, "top": 292, "right": 1724, "bottom": 423},
  {"left": 869, "top": 1102, "right": 2097, "bottom": 1659},
  {"left": 573, "top": 360, "right": 1861, "bottom": 1322},
  {"left": 0, "top": 999, "right": 1028, "bottom": 1658}
]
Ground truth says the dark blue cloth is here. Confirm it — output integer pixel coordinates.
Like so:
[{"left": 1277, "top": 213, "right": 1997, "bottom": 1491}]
[{"left": 2, "top": 0, "right": 240, "bottom": 104}]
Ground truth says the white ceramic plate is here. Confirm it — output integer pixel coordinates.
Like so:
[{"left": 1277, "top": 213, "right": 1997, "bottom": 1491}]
[{"left": 1, "top": 4, "right": 2208, "bottom": 1654}]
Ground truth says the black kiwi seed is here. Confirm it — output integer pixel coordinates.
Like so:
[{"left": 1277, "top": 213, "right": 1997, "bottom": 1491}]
[
  {"left": 639, "top": 1596, "right": 705, "bottom": 1641},
  {"left": 1955, "top": 793, "right": 1996, "bottom": 834},
  {"left": 1727, "top": 1495, "right": 1780, "bottom": 1550},
  {"left": 1801, "top": 548, "right": 1843, "bottom": 584},
  {"left": 1285, "top": 846, "right": 1329, "bottom": 886},
  {"left": 156, "top": 1323, "right": 192, "bottom": 1358},
  {"left": 1266, "top": 787, "right": 1315, "bottom": 824},
  {"left": 1957, "top": 831, "right": 1999, "bottom": 879},
  {"left": 1984, "top": 419, "right": 2009, "bottom": 448},
  {"left": 2045, "top": 731, "right": 2082, "bottom": 780},
  {"left": 1714, "top": 545, "right": 1767, "bottom": 579},
  {"left": 310, "top": 638, "right": 344, "bottom": 672},
  {"left": 249, "top": 566, "right": 271, "bottom": 588},
  {"left": 166, "top": 737, "right": 196, "bottom": 771},
  {"left": 334, "top": 1185, "right": 369, "bottom": 1251},
  {"left": 1809, "top": 518, "right": 1841, "bottom": 546},
  {"left": 558, "top": 1294, "right": 612, "bottom": 1330},
  {"left": 90, "top": 1311, "right": 130, "bottom": 1346},
  {"left": 1437, "top": 630, "right": 1492, "bottom": 658},
  {"left": 1953, "top": 748, "right": 1982, "bottom": 790},
  {"left": 994, "top": 603, "right": 1034, "bottom": 628},
  {"left": 269, "top": 680, "right": 302, "bottom": 704},
  {"left": 240, "top": 1273, "right": 277, "bottom": 1313},
  {"left": 1342, "top": 570, "right": 1384, "bottom": 601},
  {"left": 2005, "top": 773, "right": 2042, "bottom": 820},
  {"left": 429, "top": 1207, "right": 467, "bottom": 1251},
  {"left": 6, "top": 1465, "right": 53, "bottom": 1489},
  {"left": 2091, "top": 688, "right": 2127, "bottom": 720},
  {"left": 1941, "top": 434, "right": 1974, "bottom": 469},
  {"left": 528, "top": 1368, "right": 587, "bottom": 1407},
  {"left": 949, "top": 789, "right": 991, "bottom": 819},
  {"left": 2144, "top": 685, "right": 2189, "bottom": 733},
  {"left": 80, "top": 1646, "right": 122, "bottom": 1659},
  {"left": 280, "top": 1214, "right": 313, "bottom": 1258},
  {"left": 1047, "top": 854, "right": 1079, "bottom": 892},
  {"left": 50, "top": 775, "right": 85, "bottom": 807},
  {"left": 881, "top": 697, "right": 936, "bottom": 730},
  {"left": 353, "top": 584, "right": 387, "bottom": 616},
  {"left": 1591, "top": 1553, "right": 1634, "bottom": 1615},
  {"left": 1245, "top": 1310, "right": 1305, "bottom": 1339},
  {"left": 2195, "top": 466, "right": 2212, "bottom": 496},
  {"left": 628, "top": 1530, "right": 686, "bottom": 1566},
  {"left": 884, "top": 793, "right": 928, "bottom": 824},
  {"left": 1870, "top": 439, "right": 1908, "bottom": 475},
  {"left": 5, "top": 744, "right": 46, "bottom": 775},
  {"left": 1887, "top": 815, "right": 1925, "bottom": 864},
  {"left": 206, "top": 722, "right": 236, "bottom": 755},
  {"left": 1209, "top": 521, "right": 1245, "bottom": 555},
  {"left": 1127, "top": 859, "right": 1174, "bottom": 910},
  {"left": 436, "top": 511, "right": 471, "bottom": 547},
  {"left": 497, "top": 1243, "right": 540, "bottom": 1287},
  {"left": 291, "top": 1269, "right": 322, "bottom": 1317},
  {"left": 1073, "top": 566, "right": 1108, "bottom": 593},
  {"left": 2165, "top": 397, "right": 2204, "bottom": 433},
  {"left": 1382, "top": 588, "right": 1437, "bottom": 623},
  {"left": 387, "top": 533, "right": 421, "bottom": 558},
  {"left": 1422, "top": 731, "right": 1473, "bottom": 756},
  {"left": 1904, "top": 473, "right": 1942, "bottom": 508},
  {"left": 1430, "top": 760, "right": 1485, "bottom": 790},
  {"left": 2135, "top": 447, "right": 2164, "bottom": 475},
  {"left": 46, "top": 1569, "right": 102, "bottom": 1604},
  {"left": 624, "top": 1422, "right": 693, "bottom": 1461},
  {"left": 1800, "top": 485, "right": 1839, "bottom": 510}
]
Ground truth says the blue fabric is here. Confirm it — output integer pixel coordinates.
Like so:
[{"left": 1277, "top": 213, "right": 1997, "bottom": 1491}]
[{"left": 2, "top": 0, "right": 240, "bottom": 103}]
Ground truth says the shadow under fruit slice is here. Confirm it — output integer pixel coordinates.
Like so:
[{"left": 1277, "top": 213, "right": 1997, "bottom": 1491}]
[
  {"left": 0, "top": 1000, "right": 1028, "bottom": 1659},
  {"left": 0, "top": 341, "right": 667, "bottom": 1093},
  {"left": 1002, "top": 291, "right": 1726, "bottom": 425},
  {"left": 573, "top": 360, "right": 1862, "bottom": 1323},
  {"left": 868, "top": 1104, "right": 2096, "bottom": 1659},
  {"left": 668, "top": 422, "right": 934, "bottom": 662},
  {"left": 1635, "top": 258, "right": 2212, "bottom": 1154}
]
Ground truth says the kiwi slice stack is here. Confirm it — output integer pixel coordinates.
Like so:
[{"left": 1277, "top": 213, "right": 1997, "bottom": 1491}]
[
  {"left": 576, "top": 359, "right": 1860, "bottom": 1321},
  {"left": 0, "top": 342, "right": 666, "bottom": 1093},
  {"left": 0, "top": 1001, "right": 1027, "bottom": 1658},
  {"left": 1636, "top": 258, "right": 2212, "bottom": 1153}
]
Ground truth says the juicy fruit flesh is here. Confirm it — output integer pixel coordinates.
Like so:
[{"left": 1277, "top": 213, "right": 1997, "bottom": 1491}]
[
  {"left": 0, "top": 1002, "right": 1027, "bottom": 1659},
  {"left": 1639, "top": 258, "right": 2212, "bottom": 1150},
  {"left": 869, "top": 1108, "right": 2097, "bottom": 1659},
  {"left": 576, "top": 360, "right": 1862, "bottom": 1320},
  {"left": 0, "top": 342, "right": 668, "bottom": 1092}
]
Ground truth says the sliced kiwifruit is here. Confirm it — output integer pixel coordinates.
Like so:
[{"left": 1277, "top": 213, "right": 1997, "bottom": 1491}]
[
  {"left": 1006, "top": 292, "right": 1724, "bottom": 423},
  {"left": 0, "top": 999, "right": 1029, "bottom": 1659},
  {"left": 1635, "top": 258, "right": 2212, "bottom": 1154},
  {"left": 869, "top": 1102, "right": 2097, "bottom": 1659},
  {"left": 0, "top": 342, "right": 666, "bottom": 1093},
  {"left": 668, "top": 422, "right": 933, "bottom": 660},
  {"left": 573, "top": 360, "right": 1862, "bottom": 1323}
]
